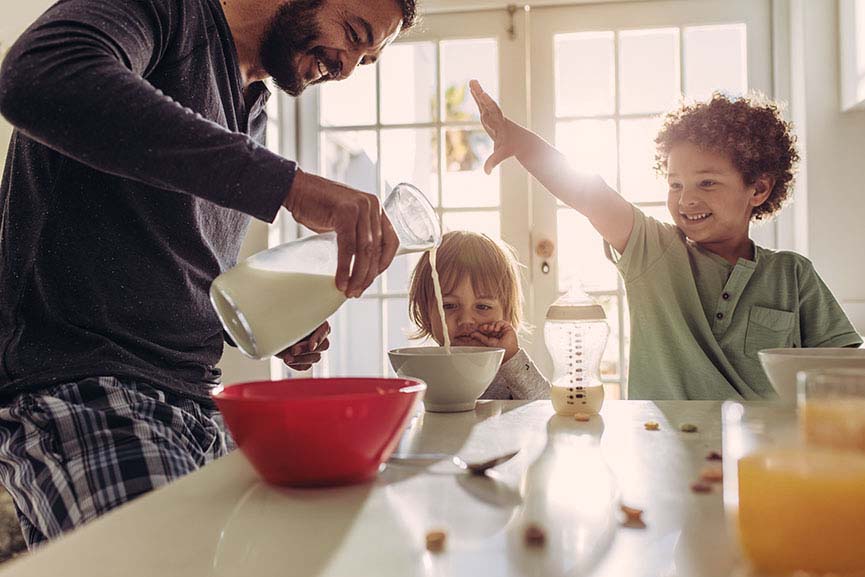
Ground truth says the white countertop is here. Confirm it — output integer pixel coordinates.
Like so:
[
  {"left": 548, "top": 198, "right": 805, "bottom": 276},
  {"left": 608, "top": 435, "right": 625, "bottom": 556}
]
[{"left": 0, "top": 400, "right": 757, "bottom": 577}]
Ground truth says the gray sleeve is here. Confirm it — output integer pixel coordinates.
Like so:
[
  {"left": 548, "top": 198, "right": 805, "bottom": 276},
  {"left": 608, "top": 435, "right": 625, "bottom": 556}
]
[
  {"left": 0, "top": 0, "right": 291, "bottom": 223},
  {"left": 480, "top": 349, "right": 550, "bottom": 401}
]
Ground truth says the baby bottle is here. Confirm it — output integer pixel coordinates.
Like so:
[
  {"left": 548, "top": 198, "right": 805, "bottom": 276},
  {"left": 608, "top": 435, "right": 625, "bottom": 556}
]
[
  {"left": 544, "top": 287, "right": 610, "bottom": 415},
  {"left": 210, "top": 183, "right": 441, "bottom": 359}
]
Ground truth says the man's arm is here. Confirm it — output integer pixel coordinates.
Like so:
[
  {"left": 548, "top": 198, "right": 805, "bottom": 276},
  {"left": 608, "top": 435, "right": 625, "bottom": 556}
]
[{"left": 0, "top": 0, "right": 290, "bottom": 222}]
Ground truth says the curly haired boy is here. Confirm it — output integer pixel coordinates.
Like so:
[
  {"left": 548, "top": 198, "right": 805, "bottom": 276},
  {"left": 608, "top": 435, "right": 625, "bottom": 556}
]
[{"left": 470, "top": 85, "right": 862, "bottom": 400}]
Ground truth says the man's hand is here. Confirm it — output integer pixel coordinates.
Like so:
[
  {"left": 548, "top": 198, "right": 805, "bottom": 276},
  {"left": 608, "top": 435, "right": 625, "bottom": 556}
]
[
  {"left": 469, "top": 80, "right": 532, "bottom": 175},
  {"left": 469, "top": 321, "right": 519, "bottom": 364},
  {"left": 276, "top": 322, "right": 331, "bottom": 372},
  {"left": 284, "top": 170, "right": 399, "bottom": 298}
]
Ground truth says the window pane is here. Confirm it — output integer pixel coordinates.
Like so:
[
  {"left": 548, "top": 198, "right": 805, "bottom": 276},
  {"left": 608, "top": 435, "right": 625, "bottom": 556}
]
[
  {"left": 557, "top": 208, "right": 618, "bottom": 292},
  {"left": 619, "top": 117, "right": 666, "bottom": 203},
  {"left": 442, "top": 128, "right": 499, "bottom": 208},
  {"left": 321, "top": 130, "right": 378, "bottom": 194},
  {"left": 385, "top": 252, "right": 421, "bottom": 296},
  {"left": 319, "top": 64, "right": 377, "bottom": 127},
  {"left": 380, "top": 42, "right": 437, "bottom": 124},
  {"left": 381, "top": 129, "right": 438, "bottom": 205},
  {"left": 555, "top": 119, "right": 617, "bottom": 190},
  {"left": 387, "top": 297, "right": 413, "bottom": 353},
  {"left": 619, "top": 28, "right": 680, "bottom": 114},
  {"left": 328, "top": 299, "right": 382, "bottom": 376},
  {"left": 684, "top": 24, "right": 747, "bottom": 101},
  {"left": 443, "top": 211, "right": 500, "bottom": 239},
  {"left": 441, "top": 39, "right": 498, "bottom": 122},
  {"left": 555, "top": 32, "right": 615, "bottom": 117}
]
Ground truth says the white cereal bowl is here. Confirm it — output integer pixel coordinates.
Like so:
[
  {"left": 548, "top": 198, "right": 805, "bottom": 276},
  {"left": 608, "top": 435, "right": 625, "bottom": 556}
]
[
  {"left": 758, "top": 348, "right": 865, "bottom": 402},
  {"left": 388, "top": 346, "right": 505, "bottom": 412}
]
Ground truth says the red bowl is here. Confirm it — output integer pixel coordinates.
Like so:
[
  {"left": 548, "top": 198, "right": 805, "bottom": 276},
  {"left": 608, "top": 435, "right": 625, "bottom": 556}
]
[{"left": 213, "top": 378, "right": 426, "bottom": 487}]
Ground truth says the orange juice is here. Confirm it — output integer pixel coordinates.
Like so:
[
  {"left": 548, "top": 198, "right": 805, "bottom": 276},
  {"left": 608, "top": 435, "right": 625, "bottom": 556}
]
[
  {"left": 738, "top": 448, "right": 865, "bottom": 575},
  {"left": 801, "top": 399, "right": 865, "bottom": 452}
]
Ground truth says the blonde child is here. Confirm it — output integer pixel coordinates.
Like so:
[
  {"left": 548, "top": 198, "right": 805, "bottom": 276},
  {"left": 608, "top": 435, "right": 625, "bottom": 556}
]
[
  {"left": 470, "top": 81, "right": 862, "bottom": 400},
  {"left": 408, "top": 231, "right": 549, "bottom": 400}
]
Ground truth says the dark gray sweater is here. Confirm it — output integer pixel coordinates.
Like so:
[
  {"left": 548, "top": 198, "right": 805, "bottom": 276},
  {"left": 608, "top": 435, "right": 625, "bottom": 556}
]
[{"left": 0, "top": 0, "right": 296, "bottom": 403}]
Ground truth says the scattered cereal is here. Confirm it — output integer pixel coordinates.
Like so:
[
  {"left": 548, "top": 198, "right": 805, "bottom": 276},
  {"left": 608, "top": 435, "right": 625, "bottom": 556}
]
[
  {"left": 706, "top": 451, "right": 723, "bottom": 461},
  {"left": 699, "top": 466, "right": 723, "bottom": 483},
  {"left": 425, "top": 530, "right": 446, "bottom": 552},
  {"left": 574, "top": 412, "right": 591, "bottom": 422},
  {"left": 679, "top": 423, "right": 698, "bottom": 433},
  {"left": 690, "top": 481, "right": 712, "bottom": 494},
  {"left": 619, "top": 504, "right": 647, "bottom": 529},
  {"left": 644, "top": 421, "right": 660, "bottom": 431},
  {"left": 524, "top": 524, "right": 546, "bottom": 547}
]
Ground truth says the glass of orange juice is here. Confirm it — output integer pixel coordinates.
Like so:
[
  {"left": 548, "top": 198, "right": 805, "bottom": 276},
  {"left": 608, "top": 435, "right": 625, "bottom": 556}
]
[
  {"left": 798, "top": 368, "right": 865, "bottom": 452},
  {"left": 723, "top": 401, "right": 865, "bottom": 576}
]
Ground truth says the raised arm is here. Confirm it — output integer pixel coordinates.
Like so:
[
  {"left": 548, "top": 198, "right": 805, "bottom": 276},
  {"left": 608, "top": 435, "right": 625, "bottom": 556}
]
[{"left": 470, "top": 80, "right": 635, "bottom": 253}]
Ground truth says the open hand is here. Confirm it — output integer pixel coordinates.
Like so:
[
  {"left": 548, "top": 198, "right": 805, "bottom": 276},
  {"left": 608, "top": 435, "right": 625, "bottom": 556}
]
[
  {"left": 469, "top": 80, "right": 521, "bottom": 175},
  {"left": 276, "top": 322, "right": 331, "bottom": 372},
  {"left": 469, "top": 320, "right": 519, "bottom": 364}
]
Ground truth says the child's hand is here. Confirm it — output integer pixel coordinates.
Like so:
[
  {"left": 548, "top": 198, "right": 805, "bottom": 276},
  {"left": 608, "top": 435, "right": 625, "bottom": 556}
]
[
  {"left": 470, "top": 321, "right": 519, "bottom": 364},
  {"left": 469, "top": 80, "right": 529, "bottom": 175}
]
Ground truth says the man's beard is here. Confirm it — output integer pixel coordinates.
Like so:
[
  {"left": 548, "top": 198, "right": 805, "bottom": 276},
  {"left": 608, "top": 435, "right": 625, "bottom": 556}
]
[{"left": 260, "top": 0, "right": 339, "bottom": 96}]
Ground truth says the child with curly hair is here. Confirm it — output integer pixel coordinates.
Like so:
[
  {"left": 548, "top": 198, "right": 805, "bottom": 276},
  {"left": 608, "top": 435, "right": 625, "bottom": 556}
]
[
  {"left": 408, "top": 231, "right": 550, "bottom": 400},
  {"left": 470, "top": 81, "right": 862, "bottom": 400}
]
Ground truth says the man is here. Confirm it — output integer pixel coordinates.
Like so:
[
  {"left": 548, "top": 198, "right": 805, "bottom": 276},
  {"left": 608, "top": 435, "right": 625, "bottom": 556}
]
[{"left": 0, "top": 0, "right": 416, "bottom": 546}]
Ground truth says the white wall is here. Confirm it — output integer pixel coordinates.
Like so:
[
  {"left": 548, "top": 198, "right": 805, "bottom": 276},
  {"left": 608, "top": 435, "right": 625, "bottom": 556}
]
[{"left": 789, "top": 0, "right": 865, "bottom": 332}]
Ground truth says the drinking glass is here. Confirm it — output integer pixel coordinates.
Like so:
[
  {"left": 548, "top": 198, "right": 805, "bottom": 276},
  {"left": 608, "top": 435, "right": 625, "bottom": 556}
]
[{"left": 723, "top": 400, "right": 865, "bottom": 576}]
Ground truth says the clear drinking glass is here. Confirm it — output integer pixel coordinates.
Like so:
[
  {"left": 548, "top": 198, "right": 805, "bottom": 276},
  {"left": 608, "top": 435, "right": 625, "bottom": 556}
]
[
  {"left": 723, "top": 399, "right": 865, "bottom": 576},
  {"left": 798, "top": 368, "right": 865, "bottom": 452},
  {"left": 211, "top": 183, "right": 441, "bottom": 359}
]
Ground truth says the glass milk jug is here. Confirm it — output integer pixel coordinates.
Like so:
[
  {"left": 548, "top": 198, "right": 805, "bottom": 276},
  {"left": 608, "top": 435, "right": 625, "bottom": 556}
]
[
  {"left": 211, "top": 183, "right": 441, "bottom": 359},
  {"left": 544, "top": 288, "right": 610, "bottom": 416}
]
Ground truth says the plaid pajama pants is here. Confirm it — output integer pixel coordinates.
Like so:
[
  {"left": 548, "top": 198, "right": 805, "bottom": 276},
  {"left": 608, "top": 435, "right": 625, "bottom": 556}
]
[{"left": 0, "top": 376, "right": 233, "bottom": 547}]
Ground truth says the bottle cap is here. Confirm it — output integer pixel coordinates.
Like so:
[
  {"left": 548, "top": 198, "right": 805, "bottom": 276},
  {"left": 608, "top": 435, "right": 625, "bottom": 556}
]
[
  {"left": 545, "top": 303, "right": 606, "bottom": 321},
  {"left": 545, "top": 286, "right": 607, "bottom": 321}
]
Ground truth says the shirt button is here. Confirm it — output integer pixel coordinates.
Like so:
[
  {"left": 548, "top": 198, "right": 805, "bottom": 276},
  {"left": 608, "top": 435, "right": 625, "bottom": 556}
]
[
  {"left": 716, "top": 312, "right": 724, "bottom": 320},
  {"left": 722, "top": 292, "right": 730, "bottom": 300}
]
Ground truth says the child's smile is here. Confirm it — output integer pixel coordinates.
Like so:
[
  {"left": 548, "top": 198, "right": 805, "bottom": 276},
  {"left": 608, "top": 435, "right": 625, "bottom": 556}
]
[{"left": 666, "top": 142, "right": 773, "bottom": 263}]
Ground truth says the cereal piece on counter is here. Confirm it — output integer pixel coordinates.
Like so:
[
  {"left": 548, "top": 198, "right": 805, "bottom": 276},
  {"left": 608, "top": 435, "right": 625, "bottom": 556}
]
[
  {"left": 425, "top": 530, "right": 446, "bottom": 553},
  {"left": 574, "top": 412, "right": 591, "bottom": 422},
  {"left": 690, "top": 481, "right": 712, "bottom": 494},
  {"left": 619, "top": 504, "right": 647, "bottom": 529},
  {"left": 700, "top": 466, "right": 723, "bottom": 483},
  {"left": 706, "top": 451, "right": 723, "bottom": 461},
  {"left": 644, "top": 421, "right": 660, "bottom": 431},
  {"left": 524, "top": 524, "right": 546, "bottom": 547},
  {"left": 679, "top": 423, "right": 698, "bottom": 433}
]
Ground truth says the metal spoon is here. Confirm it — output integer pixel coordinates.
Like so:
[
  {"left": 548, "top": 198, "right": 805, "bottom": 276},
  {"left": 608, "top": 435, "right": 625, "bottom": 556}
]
[{"left": 387, "top": 450, "right": 520, "bottom": 475}]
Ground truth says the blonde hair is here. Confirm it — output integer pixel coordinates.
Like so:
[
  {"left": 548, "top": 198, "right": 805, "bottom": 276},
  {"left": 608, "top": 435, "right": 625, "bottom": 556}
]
[{"left": 408, "top": 231, "right": 524, "bottom": 340}]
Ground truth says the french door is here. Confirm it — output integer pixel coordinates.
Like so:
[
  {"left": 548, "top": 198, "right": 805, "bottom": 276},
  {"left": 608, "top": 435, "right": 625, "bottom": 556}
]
[
  {"left": 297, "top": 1, "right": 773, "bottom": 399},
  {"left": 528, "top": 0, "right": 772, "bottom": 397}
]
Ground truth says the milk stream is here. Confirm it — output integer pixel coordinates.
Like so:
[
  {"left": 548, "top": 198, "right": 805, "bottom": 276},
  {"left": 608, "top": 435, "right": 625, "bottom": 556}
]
[{"left": 428, "top": 247, "right": 451, "bottom": 354}]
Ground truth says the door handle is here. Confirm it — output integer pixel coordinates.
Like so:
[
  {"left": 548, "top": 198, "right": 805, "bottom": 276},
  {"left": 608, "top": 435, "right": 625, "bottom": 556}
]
[{"left": 535, "top": 238, "right": 555, "bottom": 274}]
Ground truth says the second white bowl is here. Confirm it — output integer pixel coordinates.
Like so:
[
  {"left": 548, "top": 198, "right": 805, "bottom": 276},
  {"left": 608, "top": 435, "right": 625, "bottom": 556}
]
[
  {"left": 758, "top": 347, "right": 865, "bottom": 402},
  {"left": 388, "top": 346, "right": 505, "bottom": 412}
]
